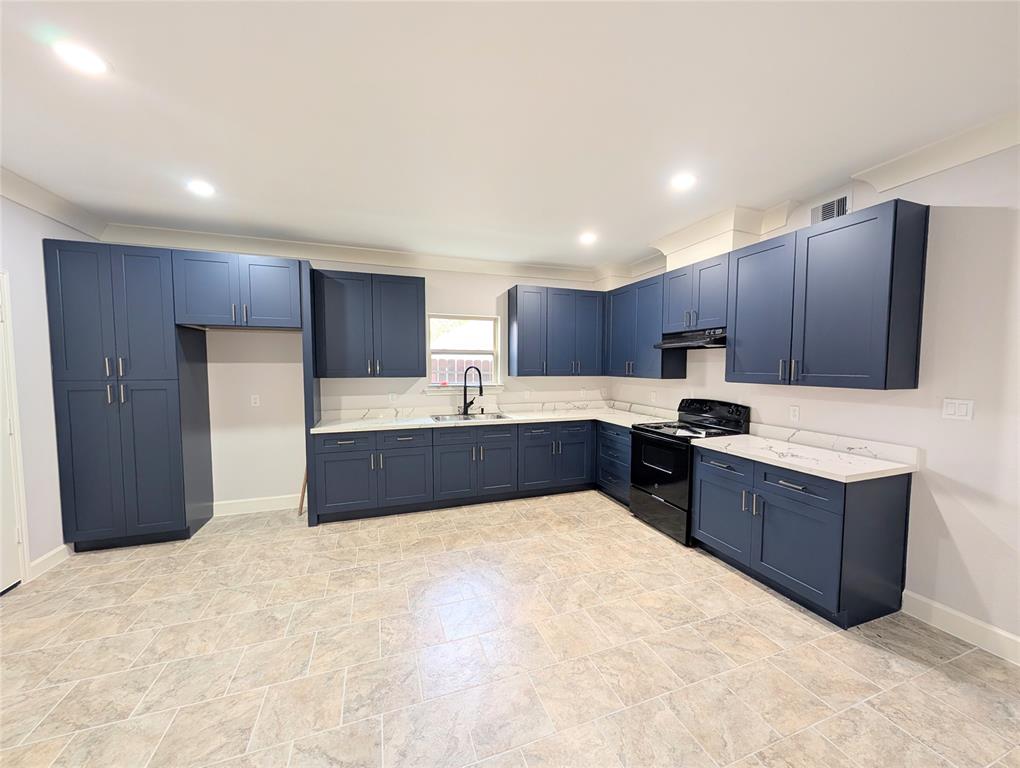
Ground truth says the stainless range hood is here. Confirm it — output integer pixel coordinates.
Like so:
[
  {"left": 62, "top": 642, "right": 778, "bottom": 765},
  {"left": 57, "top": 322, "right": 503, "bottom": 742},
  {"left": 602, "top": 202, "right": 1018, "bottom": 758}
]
[{"left": 654, "top": 328, "right": 726, "bottom": 350}]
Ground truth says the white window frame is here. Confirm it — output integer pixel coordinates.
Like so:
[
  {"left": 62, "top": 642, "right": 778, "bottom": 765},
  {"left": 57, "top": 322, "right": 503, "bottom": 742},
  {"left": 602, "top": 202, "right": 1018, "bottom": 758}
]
[{"left": 427, "top": 313, "right": 502, "bottom": 389}]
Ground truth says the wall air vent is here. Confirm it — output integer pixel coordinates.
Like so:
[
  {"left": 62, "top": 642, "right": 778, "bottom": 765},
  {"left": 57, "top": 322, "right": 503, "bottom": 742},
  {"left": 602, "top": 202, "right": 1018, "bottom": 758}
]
[{"left": 811, "top": 195, "right": 849, "bottom": 224}]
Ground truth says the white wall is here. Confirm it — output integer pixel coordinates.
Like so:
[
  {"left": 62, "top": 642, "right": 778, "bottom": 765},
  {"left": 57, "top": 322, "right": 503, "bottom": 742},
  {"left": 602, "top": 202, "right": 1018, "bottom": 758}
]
[
  {"left": 0, "top": 198, "right": 95, "bottom": 561},
  {"left": 611, "top": 149, "right": 1020, "bottom": 637}
]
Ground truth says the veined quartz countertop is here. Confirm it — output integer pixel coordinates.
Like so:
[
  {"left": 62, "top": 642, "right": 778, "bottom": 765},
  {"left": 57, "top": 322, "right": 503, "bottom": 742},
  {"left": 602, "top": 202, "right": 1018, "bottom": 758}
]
[
  {"left": 692, "top": 433, "right": 916, "bottom": 483},
  {"left": 310, "top": 409, "right": 652, "bottom": 435}
]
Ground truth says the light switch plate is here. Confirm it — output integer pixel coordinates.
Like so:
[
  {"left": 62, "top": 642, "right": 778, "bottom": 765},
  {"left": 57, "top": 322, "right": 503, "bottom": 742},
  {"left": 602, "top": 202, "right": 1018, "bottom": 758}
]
[
  {"left": 250, "top": 394, "right": 261, "bottom": 407},
  {"left": 789, "top": 405, "right": 800, "bottom": 424},
  {"left": 942, "top": 398, "right": 974, "bottom": 420}
]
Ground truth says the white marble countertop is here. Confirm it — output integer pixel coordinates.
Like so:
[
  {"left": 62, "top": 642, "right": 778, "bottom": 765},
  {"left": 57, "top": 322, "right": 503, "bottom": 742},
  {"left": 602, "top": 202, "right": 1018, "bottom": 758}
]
[
  {"left": 692, "top": 433, "right": 916, "bottom": 483},
  {"left": 310, "top": 409, "right": 650, "bottom": 435}
]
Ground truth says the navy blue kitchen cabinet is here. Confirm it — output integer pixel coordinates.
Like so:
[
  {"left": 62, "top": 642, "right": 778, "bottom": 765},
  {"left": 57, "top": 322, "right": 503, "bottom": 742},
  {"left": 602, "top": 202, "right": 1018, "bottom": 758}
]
[
  {"left": 518, "top": 422, "right": 593, "bottom": 489},
  {"left": 119, "top": 380, "right": 186, "bottom": 535},
  {"left": 508, "top": 285, "right": 548, "bottom": 376},
  {"left": 313, "top": 270, "right": 425, "bottom": 378},
  {"left": 606, "top": 276, "right": 672, "bottom": 378},
  {"left": 518, "top": 425, "right": 558, "bottom": 490},
  {"left": 555, "top": 422, "right": 594, "bottom": 486},
  {"left": 596, "top": 423, "right": 630, "bottom": 504},
  {"left": 725, "top": 234, "right": 797, "bottom": 384},
  {"left": 44, "top": 241, "right": 117, "bottom": 381},
  {"left": 662, "top": 266, "right": 694, "bottom": 334},
  {"left": 434, "top": 425, "right": 519, "bottom": 498},
  {"left": 52, "top": 381, "right": 127, "bottom": 542},
  {"left": 433, "top": 443, "right": 477, "bottom": 501},
  {"left": 662, "top": 255, "right": 729, "bottom": 332},
  {"left": 604, "top": 283, "right": 637, "bottom": 376},
  {"left": 111, "top": 245, "right": 178, "bottom": 380},
  {"left": 239, "top": 255, "right": 301, "bottom": 328},
  {"left": 691, "top": 447, "right": 912, "bottom": 628},
  {"left": 477, "top": 437, "right": 517, "bottom": 495},
  {"left": 632, "top": 276, "right": 664, "bottom": 378},
  {"left": 573, "top": 292, "right": 603, "bottom": 376},
  {"left": 173, "top": 251, "right": 301, "bottom": 328},
  {"left": 544, "top": 289, "right": 604, "bottom": 376},
  {"left": 316, "top": 450, "right": 379, "bottom": 515},
  {"left": 378, "top": 447, "right": 433, "bottom": 507}
]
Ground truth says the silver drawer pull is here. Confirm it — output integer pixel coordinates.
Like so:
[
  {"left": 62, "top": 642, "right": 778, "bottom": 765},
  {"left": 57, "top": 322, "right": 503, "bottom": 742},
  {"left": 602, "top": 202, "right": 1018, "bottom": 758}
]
[
  {"left": 335, "top": 439, "right": 356, "bottom": 445},
  {"left": 776, "top": 479, "right": 808, "bottom": 492},
  {"left": 396, "top": 436, "right": 414, "bottom": 441},
  {"left": 741, "top": 489, "right": 748, "bottom": 512},
  {"left": 708, "top": 460, "right": 733, "bottom": 471}
]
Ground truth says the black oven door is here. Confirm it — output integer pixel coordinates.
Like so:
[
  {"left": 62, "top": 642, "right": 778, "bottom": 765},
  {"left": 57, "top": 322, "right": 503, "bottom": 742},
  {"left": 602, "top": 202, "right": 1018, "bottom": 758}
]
[{"left": 630, "top": 431, "right": 691, "bottom": 510}]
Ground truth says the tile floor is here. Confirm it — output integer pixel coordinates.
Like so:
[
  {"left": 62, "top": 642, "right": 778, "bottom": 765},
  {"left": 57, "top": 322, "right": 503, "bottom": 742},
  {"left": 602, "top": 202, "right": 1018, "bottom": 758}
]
[{"left": 1, "top": 491, "right": 1017, "bottom": 768}]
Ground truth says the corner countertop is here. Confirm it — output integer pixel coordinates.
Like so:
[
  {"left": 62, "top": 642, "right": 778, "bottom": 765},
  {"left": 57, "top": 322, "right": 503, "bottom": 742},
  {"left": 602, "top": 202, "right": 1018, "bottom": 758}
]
[
  {"left": 310, "top": 409, "right": 653, "bottom": 435},
  {"left": 691, "top": 434, "right": 916, "bottom": 483}
]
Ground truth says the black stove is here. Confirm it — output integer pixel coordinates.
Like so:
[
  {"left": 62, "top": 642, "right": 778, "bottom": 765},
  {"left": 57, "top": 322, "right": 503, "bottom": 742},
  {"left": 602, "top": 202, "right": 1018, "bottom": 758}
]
[{"left": 629, "top": 399, "right": 750, "bottom": 545}]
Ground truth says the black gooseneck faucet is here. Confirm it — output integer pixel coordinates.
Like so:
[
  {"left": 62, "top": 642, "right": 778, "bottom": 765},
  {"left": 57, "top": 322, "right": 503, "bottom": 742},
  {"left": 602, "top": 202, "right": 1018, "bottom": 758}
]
[{"left": 461, "top": 365, "right": 483, "bottom": 416}]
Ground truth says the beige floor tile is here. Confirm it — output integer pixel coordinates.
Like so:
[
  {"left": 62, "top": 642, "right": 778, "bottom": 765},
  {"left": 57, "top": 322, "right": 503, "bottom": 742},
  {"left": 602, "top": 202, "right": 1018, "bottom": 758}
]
[
  {"left": 50, "top": 709, "right": 174, "bottom": 767},
  {"left": 268, "top": 573, "right": 329, "bottom": 606},
  {"left": 471, "top": 749, "right": 527, "bottom": 768},
  {"left": 585, "top": 597, "right": 664, "bottom": 646},
  {"left": 378, "top": 559, "right": 429, "bottom": 588},
  {"left": 812, "top": 631, "right": 930, "bottom": 689},
  {"left": 203, "top": 583, "right": 275, "bottom": 617},
  {"left": 30, "top": 665, "right": 160, "bottom": 740},
  {"left": 305, "top": 550, "right": 360, "bottom": 575},
  {"left": 535, "top": 610, "right": 611, "bottom": 661},
  {"left": 738, "top": 602, "right": 832, "bottom": 649},
  {"left": 352, "top": 588, "right": 409, "bottom": 623},
  {"left": 581, "top": 571, "right": 643, "bottom": 602},
  {"left": 136, "top": 648, "right": 242, "bottom": 714},
  {"left": 250, "top": 670, "right": 345, "bottom": 751},
  {"left": 681, "top": 578, "right": 750, "bottom": 617},
  {"left": 868, "top": 681, "right": 1013, "bottom": 768},
  {"left": 205, "top": 743, "right": 293, "bottom": 767},
  {"left": 309, "top": 620, "right": 380, "bottom": 675},
  {"left": 994, "top": 748, "right": 1020, "bottom": 768},
  {"left": 217, "top": 605, "right": 295, "bottom": 650},
  {"left": 7, "top": 611, "right": 95, "bottom": 650},
  {"left": 947, "top": 647, "right": 1020, "bottom": 695},
  {"left": 288, "top": 595, "right": 354, "bottom": 635},
  {"left": 771, "top": 643, "right": 880, "bottom": 710},
  {"left": 537, "top": 577, "right": 601, "bottom": 614},
  {"left": 712, "top": 572, "right": 773, "bottom": 605},
  {"left": 229, "top": 633, "right": 315, "bottom": 693},
  {"left": 0, "top": 644, "right": 78, "bottom": 695},
  {"left": 619, "top": 563, "right": 686, "bottom": 591},
  {"left": 291, "top": 717, "right": 381, "bottom": 767},
  {"left": 379, "top": 610, "right": 446, "bottom": 656},
  {"left": 519, "top": 720, "right": 622, "bottom": 768},
  {"left": 631, "top": 589, "right": 704, "bottom": 629},
  {"left": 529, "top": 657, "right": 623, "bottom": 729},
  {"left": 597, "top": 697, "right": 715, "bottom": 768},
  {"left": 855, "top": 613, "right": 973, "bottom": 666},
  {"left": 456, "top": 674, "right": 555, "bottom": 759},
  {"left": 692, "top": 614, "right": 782, "bottom": 665},
  {"left": 148, "top": 688, "right": 266, "bottom": 768},
  {"left": 418, "top": 636, "right": 498, "bottom": 699},
  {"left": 356, "top": 543, "right": 404, "bottom": 567},
  {"left": 913, "top": 662, "right": 1020, "bottom": 743},
  {"left": 70, "top": 579, "right": 147, "bottom": 611},
  {"left": 382, "top": 695, "right": 475, "bottom": 768},
  {"left": 405, "top": 577, "right": 468, "bottom": 612},
  {"left": 642, "top": 624, "right": 735, "bottom": 684},
  {"left": 0, "top": 683, "right": 74, "bottom": 748},
  {"left": 0, "top": 735, "right": 71, "bottom": 767},
  {"left": 342, "top": 653, "right": 421, "bottom": 722},
  {"left": 478, "top": 624, "right": 555, "bottom": 677},
  {"left": 721, "top": 660, "right": 834, "bottom": 736},
  {"left": 752, "top": 729, "right": 856, "bottom": 768},
  {"left": 665, "top": 677, "right": 779, "bottom": 765},
  {"left": 129, "top": 592, "right": 215, "bottom": 630},
  {"left": 590, "top": 640, "right": 680, "bottom": 706},
  {"left": 133, "top": 616, "right": 228, "bottom": 665},
  {"left": 326, "top": 566, "right": 380, "bottom": 597},
  {"left": 816, "top": 704, "right": 955, "bottom": 768},
  {"left": 491, "top": 586, "right": 557, "bottom": 627},
  {"left": 129, "top": 572, "right": 207, "bottom": 602},
  {"left": 44, "top": 629, "right": 155, "bottom": 684},
  {"left": 437, "top": 597, "right": 501, "bottom": 641}
]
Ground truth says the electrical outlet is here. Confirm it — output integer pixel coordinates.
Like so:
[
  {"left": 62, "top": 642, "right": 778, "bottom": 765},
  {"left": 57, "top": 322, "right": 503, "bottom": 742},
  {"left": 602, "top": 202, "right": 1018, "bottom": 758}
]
[
  {"left": 789, "top": 405, "right": 800, "bottom": 423},
  {"left": 649, "top": 392, "right": 657, "bottom": 403},
  {"left": 942, "top": 398, "right": 974, "bottom": 420},
  {"left": 388, "top": 393, "right": 396, "bottom": 402},
  {"left": 250, "top": 395, "right": 261, "bottom": 407}
]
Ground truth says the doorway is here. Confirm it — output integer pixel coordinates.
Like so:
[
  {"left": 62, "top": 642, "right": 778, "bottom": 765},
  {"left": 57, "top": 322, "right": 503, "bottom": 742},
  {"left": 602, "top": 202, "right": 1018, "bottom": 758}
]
[{"left": 1, "top": 272, "right": 28, "bottom": 593}]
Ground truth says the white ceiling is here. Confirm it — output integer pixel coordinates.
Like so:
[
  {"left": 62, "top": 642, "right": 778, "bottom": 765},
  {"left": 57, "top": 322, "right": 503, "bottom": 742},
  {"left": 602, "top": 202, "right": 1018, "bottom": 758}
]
[{"left": 3, "top": 2, "right": 1017, "bottom": 269}]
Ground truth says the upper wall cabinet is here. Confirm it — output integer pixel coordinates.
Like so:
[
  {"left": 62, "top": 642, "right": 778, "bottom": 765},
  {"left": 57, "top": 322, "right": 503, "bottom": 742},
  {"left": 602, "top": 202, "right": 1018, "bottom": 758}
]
[
  {"left": 662, "top": 254, "right": 730, "bottom": 333},
  {"left": 313, "top": 270, "right": 426, "bottom": 378},
  {"left": 45, "top": 241, "right": 177, "bottom": 381},
  {"left": 606, "top": 275, "right": 684, "bottom": 378},
  {"left": 509, "top": 286, "right": 603, "bottom": 376},
  {"left": 172, "top": 251, "right": 301, "bottom": 328},
  {"left": 725, "top": 199, "right": 929, "bottom": 389}
]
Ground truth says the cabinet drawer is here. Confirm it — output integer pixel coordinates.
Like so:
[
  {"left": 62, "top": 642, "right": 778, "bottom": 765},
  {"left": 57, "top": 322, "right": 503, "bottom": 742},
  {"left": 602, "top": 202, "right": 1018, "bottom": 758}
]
[
  {"left": 315, "top": 432, "right": 376, "bottom": 453},
  {"left": 556, "top": 420, "right": 593, "bottom": 434},
  {"left": 695, "top": 448, "right": 753, "bottom": 481},
  {"left": 754, "top": 464, "right": 844, "bottom": 515},
  {"left": 479, "top": 424, "right": 517, "bottom": 443},
  {"left": 519, "top": 424, "right": 554, "bottom": 441},
  {"left": 378, "top": 429, "right": 432, "bottom": 448},
  {"left": 434, "top": 426, "right": 478, "bottom": 445},
  {"left": 597, "top": 456, "right": 630, "bottom": 489},
  {"left": 598, "top": 423, "right": 631, "bottom": 442},
  {"left": 599, "top": 439, "right": 630, "bottom": 467}
]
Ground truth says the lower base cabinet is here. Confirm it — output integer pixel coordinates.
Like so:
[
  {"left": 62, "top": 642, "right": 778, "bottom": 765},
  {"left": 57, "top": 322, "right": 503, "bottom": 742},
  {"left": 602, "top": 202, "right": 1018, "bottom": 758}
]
[
  {"left": 316, "top": 450, "right": 378, "bottom": 515},
  {"left": 518, "top": 422, "right": 594, "bottom": 490},
  {"left": 379, "top": 447, "right": 433, "bottom": 507},
  {"left": 691, "top": 447, "right": 910, "bottom": 627}
]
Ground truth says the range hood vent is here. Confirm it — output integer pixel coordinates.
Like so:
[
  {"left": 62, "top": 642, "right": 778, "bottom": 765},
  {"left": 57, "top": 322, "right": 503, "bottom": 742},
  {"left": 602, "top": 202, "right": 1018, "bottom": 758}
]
[{"left": 654, "top": 328, "right": 726, "bottom": 350}]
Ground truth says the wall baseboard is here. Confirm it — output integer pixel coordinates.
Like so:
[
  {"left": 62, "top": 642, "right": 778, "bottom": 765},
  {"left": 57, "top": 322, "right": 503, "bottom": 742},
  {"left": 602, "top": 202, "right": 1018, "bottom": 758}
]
[
  {"left": 27, "top": 544, "right": 72, "bottom": 580},
  {"left": 901, "top": 590, "right": 1019, "bottom": 664},
  {"left": 213, "top": 494, "right": 301, "bottom": 517}
]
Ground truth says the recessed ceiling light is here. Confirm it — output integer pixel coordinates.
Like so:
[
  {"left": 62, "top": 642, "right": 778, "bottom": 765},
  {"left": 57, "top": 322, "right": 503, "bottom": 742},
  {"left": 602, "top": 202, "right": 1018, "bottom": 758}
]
[
  {"left": 186, "top": 179, "right": 216, "bottom": 198},
  {"left": 52, "top": 40, "right": 107, "bottom": 75},
  {"left": 579, "top": 231, "right": 598, "bottom": 246},
  {"left": 670, "top": 172, "right": 698, "bottom": 192}
]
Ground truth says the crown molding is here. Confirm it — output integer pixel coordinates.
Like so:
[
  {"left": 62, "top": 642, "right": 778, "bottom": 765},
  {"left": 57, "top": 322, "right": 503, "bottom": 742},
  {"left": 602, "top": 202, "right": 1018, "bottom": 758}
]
[{"left": 0, "top": 168, "right": 107, "bottom": 239}]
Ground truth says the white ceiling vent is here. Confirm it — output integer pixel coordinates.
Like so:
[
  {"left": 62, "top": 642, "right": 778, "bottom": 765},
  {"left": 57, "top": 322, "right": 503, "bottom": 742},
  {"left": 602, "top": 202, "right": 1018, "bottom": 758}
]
[{"left": 811, "top": 195, "right": 849, "bottom": 224}]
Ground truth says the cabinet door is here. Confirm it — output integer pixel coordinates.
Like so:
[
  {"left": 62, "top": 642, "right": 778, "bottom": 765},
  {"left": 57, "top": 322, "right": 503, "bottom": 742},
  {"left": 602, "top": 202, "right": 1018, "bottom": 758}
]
[
  {"left": 478, "top": 440, "right": 517, "bottom": 496},
  {"left": 518, "top": 426, "right": 556, "bottom": 490},
  {"left": 662, "top": 266, "right": 694, "bottom": 333},
  {"left": 546, "top": 288, "right": 576, "bottom": 376},
  {"left": 691, "top": 471, "right": 751, "bottom": 566},
  {"left": 509, "top": 285, "right": 547, "bottom": 376},
  {"left": 750, "top": 489, "right": 843, "bottom": 613},
  {"left": 632, "top": 276, "right": 663, "bottom": 378},
  {"left": 172, "top": 250, "right": 240, "bottom": 326},
  {"left": 52, "top": 381, "right": 126, "bottom": 541},
  {"left": 554, "top": 424, "right": 593, "bottom": 486},
  {"left": 725, "top": 234, "right": 796, "bottom": 384},
  {"left": 378, "top": 447, "right": 433, "bottom": 507},
  {"left": 791, "top": 204, "right": 895, "bottom": 389},
  {"left": 238, "top": 255, "right": 301, "bottom": 328},
  {"left": 316, "top": 451, "right": 378, "bottom": 515},
  {"left": 44, "top": 241, "right": 117, "bottom": 381},
  {"left": 605, "top": 285, "right": 636, "bottom": 376},
  {"left": 313, "top": 271, "right": 374, "bottom": 377},
  {"left": 691, "top": 255, "right": 729, "bottom": 330},
  {"left": 433, "top": 443, "right": 477, "bottom": 501},
  {"left": 574, "top": 291, "right": 603, "bottom": 376},
  {"left": 110, "top": 246, "right": 177, "bottom": 380},
  {"left": 119, "top": 380, "right": 185, "bottom": 535},
  {"left": 372, "top": 275, "right": 426, "bottom": 377}
]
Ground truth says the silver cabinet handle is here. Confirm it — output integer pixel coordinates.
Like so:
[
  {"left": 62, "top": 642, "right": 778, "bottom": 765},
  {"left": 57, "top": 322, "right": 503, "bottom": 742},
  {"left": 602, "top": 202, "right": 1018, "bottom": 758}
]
[
  {"left": 779, "top": 359, "right": 786, "bottom": 381},
  {"left": 368, "top": 359, "right": 373, "bottom": 375},
  {"left": 741, "top": 489, "right": 748, "bottom": 512},
  {"left": 692, "top": 310, "right": 698, "bottom": 325},
  {"left": 709, "top": 460, "right": 733, "bottom": 471},
  {"left": 557, "top": 440, "right": 562, "bottom": 454},
  {"left": 106, "top": 384, "right": 113, "bottom": 404},
  {"left": 751, "top": 493, "right": 759, "bottom": 516},
  {"left": 396, "top": 436, "right": 414, "bottom": 441},
  {"left": 472, "top": 446, "right": 476, "bottom": 461},
  {"left": 479, "top": 445, "right": 484, "bottom": 461},
  {"left": 117, "top": 357, "right": 124, "bottom": 376},
  {"left": 231, "top": 303, "right": 236, "bottom": 322},
  {"left": 375, "top": 359, "right": 381, "bottom": 375},
  {"left": 119, "top": 383, "right": 126, "bottom": 404},
  {"left": 791, "top": 359, "right": 798, "bottom": 381},
  {"left": 777, "top": 479, "right": 808, "bottom": 492},
  {"left": 370, "top": 453, "right": 375, "bottom": 470},
  {"left": 543, "top": 360, "right": 547, "bottom": 374},
  {"left": 577, "top": 360, "right": 581, "bottom": 374},
  {"left": 378, "top": 452, "right": 384, "bottom": 469},
  {"left": 243, "top": 303, "right": 249, "bottom": 324},
  {"left": 551, "top": 441, "right": 555, "bottom": 455},
  {"left": 104, "top": 357, "right": 111, "bottom": 377},
  {"left": 335, "top": 439, "right": 356, "bottom": 445},
  {"left": 684, "top": 310, "right": 690, "bottom": 327}
]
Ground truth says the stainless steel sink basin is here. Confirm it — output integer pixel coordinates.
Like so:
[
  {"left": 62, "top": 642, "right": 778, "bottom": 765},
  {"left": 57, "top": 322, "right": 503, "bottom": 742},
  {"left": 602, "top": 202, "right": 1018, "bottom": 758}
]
[{"left": 431, "top": 413, "right": 510, "bottom": 423}]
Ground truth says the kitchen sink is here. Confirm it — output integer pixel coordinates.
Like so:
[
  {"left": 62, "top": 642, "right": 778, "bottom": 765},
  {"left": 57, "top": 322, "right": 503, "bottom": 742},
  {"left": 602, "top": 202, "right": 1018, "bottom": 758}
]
[{"left": 431, "top": 413, "right": 510, "bottom": 422}]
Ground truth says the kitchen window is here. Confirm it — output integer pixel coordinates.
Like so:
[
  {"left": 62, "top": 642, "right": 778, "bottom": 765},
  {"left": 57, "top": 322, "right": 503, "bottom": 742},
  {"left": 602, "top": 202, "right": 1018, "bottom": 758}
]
[{"left": 428, "top": 315, "right": 500, "bottom": 386}]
